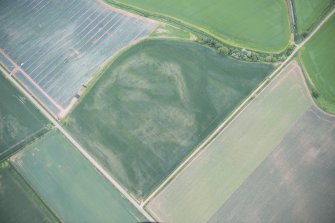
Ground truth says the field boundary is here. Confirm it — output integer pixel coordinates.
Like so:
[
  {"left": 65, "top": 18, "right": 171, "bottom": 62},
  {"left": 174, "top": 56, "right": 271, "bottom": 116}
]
[
  {"left": 143, "top": 61, "right": 295, "bottom": 206},
  {"left": 0, "top": 49, "right": 64, "bottom": 117},
  {"left": 0, "top": 61, "right": 156, "bottom": 222},
  {"left": 293, "top": 0, "right": 335, "bottom": 41},
  {"left": 96, "top": 0, "right": 158, "bottom": 24},
  {"left": 287, "top": 0, "right": 297, "bottom": 33},
  {"left": 0, "top": 127, "right": 49, "bottom": 162},
  {"left": 297, "top": 58, "right": 335, "bottom": 115},
  {"left": 7, "top": 161, "right": 63, "bottom": 223},
  {"left": 103, "top": 0, "right": 291, "bottom": 54},
  {"left": 61, "top": 36, "right": 152, "bottom": 120},
  {"left": 143, "top": 7, "right": 335, "bottom": 207}
]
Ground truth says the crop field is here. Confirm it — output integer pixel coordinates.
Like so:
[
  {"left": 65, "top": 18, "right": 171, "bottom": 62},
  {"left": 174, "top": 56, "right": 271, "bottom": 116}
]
[
  {"left": 64, "top": 39, "right": 273, "bottom": 199},
  {"left": 11, "top": 130, "right": 147, "bottom": 223},
  {"left": 299, "top": 15, "right": 335, "bottom": 113},
  {"left": 0, "top": 0, "right": 156, "bottom": 116},
  {"left": 0, "top": 72, "right": 48, "bottom": 159},
  {"left": 146, "top": 62, "right": 313, "bottom": 222},
  {"left": 209, "top": 106, "right": 335, "bottom": 223},
  {"left": 107, "top": 0, "right": 291, "bottom": 52},
  {"left": 0, "top": 161, "right": 58, "bottom": 223},
  {"left": 293, "top": 0, "right": 334, "bottom": 34}
]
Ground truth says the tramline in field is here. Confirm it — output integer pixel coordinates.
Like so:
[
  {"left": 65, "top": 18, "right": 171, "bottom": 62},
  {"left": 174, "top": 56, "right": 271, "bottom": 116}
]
[{"left": 0, "top": 0, "right": 156, "bottom": 117}]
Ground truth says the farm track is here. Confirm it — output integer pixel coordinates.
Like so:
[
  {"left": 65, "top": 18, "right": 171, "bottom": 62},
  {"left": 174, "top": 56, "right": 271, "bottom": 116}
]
[
  {"left": 0, "top": 0, "right": 156, "bottom": 116},
  {"left": 143, "top": 7, "right": 335, "bottom": 206},
  {"left": 0, "top": 69, "right": 155, "bottom": 222},
  {"left": 1, "top": 4, "right": 334, "bottom": 223}
]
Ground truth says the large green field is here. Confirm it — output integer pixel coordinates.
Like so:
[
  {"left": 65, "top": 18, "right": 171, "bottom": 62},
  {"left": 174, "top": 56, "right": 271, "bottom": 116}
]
[
  {"left": 65, "top": 39, "right": 273, "bottom": 199},
  {"left": 107, "top": 0, "right": 291, "bottom": 52},
  {"left": 0, "top": 73, "right": 48, "bottom": 159},
  {"left": 299, "top": 15, "right": 335, "bottom": 113},
  {"left": 147, "top": 62, "right": 312, "bottom": 223},
  {"left": 293, "top": 0, "right": 334, "bottom": 35},
  {"left": 11, "top": 130, "right": 147, "bottom": 223},
  {"left": 0, "top": 161, "right": 58, "bottom": 223}
]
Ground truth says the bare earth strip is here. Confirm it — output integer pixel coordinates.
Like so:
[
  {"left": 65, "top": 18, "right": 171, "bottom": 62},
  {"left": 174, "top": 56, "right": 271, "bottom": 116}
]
[{"left": 146, "top": 62, "right": 312, "bottom": 223}]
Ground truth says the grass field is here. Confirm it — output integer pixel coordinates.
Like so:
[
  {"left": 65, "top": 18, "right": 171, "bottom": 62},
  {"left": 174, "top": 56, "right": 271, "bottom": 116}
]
[
  {"left": 299, "top": 15, "right": 335, "bottom": 113},
  {"left": 150, "top": 24, "right": 191, "bottom": 40},
  {"left": 64, "top": 39, "right": 273, "bottom": 199},
  {"left": 107, "top": 0, "right": 291, "bottom": 52},
  {"left": 11, "top": 130, "right": 147, "bottom": 223},
  {"left": 0, "top": 72, "right": 48, "bottom": 159},
  {"left": 209, "top": 106, "right": 335, "bottom": 223},
  {"left": 0, "top": 161, "right": 58, "bottom": 223},
  {"left": 146, "top": 62, "right": 312, "bottom": 223},
  {"left": 293, "top": 0, "right": 334, "bottom": 35},
  {"left": 0, "top": 0, "right": 155, "bottom": 115}
]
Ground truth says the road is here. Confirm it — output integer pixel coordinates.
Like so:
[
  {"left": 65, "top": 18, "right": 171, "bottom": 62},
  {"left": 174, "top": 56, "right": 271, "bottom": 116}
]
[
  {"left": 143, "top": 7, "right": 335, "bottom": 205},
  {"left": 0, "top": 69, "right": 155, "bottom": 222},
  {"left": 1, "top": 6, "right": 334, "bottom": 222}
]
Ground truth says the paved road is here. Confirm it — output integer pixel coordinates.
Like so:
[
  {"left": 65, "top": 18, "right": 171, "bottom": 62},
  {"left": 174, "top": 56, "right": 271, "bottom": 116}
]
[
  {"left": 143, "top": 7, "right": 335, "bottom": 205},
  {"left": 2, "top": 6, "right": 334, "bottom": 222},
  {"left": 0, "top": 68, "right": 155, "bottom": 222}
]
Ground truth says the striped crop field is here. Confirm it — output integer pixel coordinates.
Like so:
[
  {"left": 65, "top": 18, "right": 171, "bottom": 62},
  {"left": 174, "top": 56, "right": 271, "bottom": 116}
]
[{"left": 0, "top": 0, "right": 156, "bottom": 117}]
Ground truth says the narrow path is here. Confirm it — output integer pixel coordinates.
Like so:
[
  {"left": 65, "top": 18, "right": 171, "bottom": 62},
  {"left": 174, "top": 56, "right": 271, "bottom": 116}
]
[
  {"left": 143, "top": 7, "right": 335, "bottom": 206},
  {"left": 0, "top": 49, "right": 65, "bottom": 115},
  {"left": 0, "top": 69, "right": 155, "bottom": 222},
  {"left": 287, "top": 0, "right": 296, "bottom": 32}
]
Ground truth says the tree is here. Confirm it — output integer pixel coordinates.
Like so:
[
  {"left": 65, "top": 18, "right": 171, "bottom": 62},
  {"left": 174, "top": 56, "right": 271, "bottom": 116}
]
[{"left": 218, "top": 46, "right": 230, "bottom": 55}]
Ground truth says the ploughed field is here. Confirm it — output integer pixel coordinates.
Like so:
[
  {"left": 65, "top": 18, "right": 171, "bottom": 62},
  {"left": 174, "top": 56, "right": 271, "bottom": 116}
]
[
  {"left": 11, "top": 130, "right": 147, "bottom": 223},
  {"left": 0, "top": 72, "right": 48, "bottom": 158},
  {"left": 0, "top": 161, "right": 58, "bottom": 223},
  {"left": 299, "top": 14, "right": 335, "bottom": 113},
  {"left": 64, "top": 39, "right": 273, "bottom": 199},
  {"left": 147, "top": 62, "right": 335, "bottom": 223},
  {"left": 0, "top": 0, "right": 155, "bottom": 116},
  {"left": 106, "top": 0, "right": 291, "bottom": 52}
]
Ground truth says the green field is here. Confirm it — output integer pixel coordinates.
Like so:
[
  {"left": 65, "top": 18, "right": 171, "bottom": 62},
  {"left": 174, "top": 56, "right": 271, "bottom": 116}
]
[
  {"left": 0, "top": 73, "right": 48, "bottom": 159},
  {"left": 209, "top": 107, "right": 335, "bottom": 223},
  {"left": 65, "top": 39, "right": 273, "bottom": 199},
  {"left": 0, "top": 161, "right": 58, "bottom": 223},
  {"left": 107, "top": 0, "right": 291, "bottom": 52},
  {"left": 293, "top": 0, "right": 334, "bottom": 35},
  {"left": 150, "top": 24, "right": 191, "bottom": 40},
  {"left": 147, "top": 62, "right": 312, "bottom": 223},
  {"left": 299, "top": 15, "right": 335, "bottom": 113},
  {"left": 11, "top": 130, "right": 147, "bottom": 223}
]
